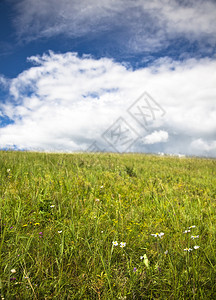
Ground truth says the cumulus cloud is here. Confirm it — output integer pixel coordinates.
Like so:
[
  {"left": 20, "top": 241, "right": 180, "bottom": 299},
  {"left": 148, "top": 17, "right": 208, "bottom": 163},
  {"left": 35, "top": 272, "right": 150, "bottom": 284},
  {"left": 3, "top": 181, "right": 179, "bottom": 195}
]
[
  {"left": 190, "top": 139, "right": 216, "bottom": 157},
  {"left": 142, "top": 130, "right": 168, "bottom": 144},
  {"left": 0, "top": 75, "right": 9, "bottom": 88},
  {"left": 11, "top": 0, "right": 216, "bottom": 54},
  {"left": 0, "top": 51, "right": 216, "bottom": 156}
]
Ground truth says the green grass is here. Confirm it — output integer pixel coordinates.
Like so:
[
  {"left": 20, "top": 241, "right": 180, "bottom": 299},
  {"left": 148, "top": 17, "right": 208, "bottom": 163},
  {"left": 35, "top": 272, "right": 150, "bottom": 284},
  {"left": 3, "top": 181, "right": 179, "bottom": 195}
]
[{"left": 0, "top": 151, "right": 215, "bottom": 299}]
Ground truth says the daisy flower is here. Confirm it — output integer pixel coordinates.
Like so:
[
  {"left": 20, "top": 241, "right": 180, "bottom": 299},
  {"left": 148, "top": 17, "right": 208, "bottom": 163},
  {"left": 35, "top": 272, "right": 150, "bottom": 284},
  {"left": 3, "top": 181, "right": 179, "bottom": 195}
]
[
  {"left": 112, "top": 241, "right": 118, "bottom": 246},
  {"left": 151, "top": 232, "right": 164, "bottom": 238},
  {"left": 120, "top": 242, "right": 126, "bottom": 248},
  {"left": 183, "top": 230, "right": 191, "bottom": 233},
  {"left": 191, "top": 235, "right": 199, "bottom": 240},
  {"left": 194, "top": 245, "right": 200, "bottom": 249},
  {"left": 184, "top": 248, "right": 193, "bottom": 252}
]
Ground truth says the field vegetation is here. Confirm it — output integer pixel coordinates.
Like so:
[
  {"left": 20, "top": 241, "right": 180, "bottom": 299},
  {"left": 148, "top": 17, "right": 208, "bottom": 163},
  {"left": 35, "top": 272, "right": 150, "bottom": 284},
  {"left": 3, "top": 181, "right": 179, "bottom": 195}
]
[{"left": 0, "top": 151, "right": 215, "bottom": 299}]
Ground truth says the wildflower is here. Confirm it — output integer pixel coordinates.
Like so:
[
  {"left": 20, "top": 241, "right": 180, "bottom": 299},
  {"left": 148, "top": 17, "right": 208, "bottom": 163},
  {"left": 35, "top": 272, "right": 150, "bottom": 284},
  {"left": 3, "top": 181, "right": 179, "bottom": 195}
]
[
  {"left": 183, "top": 230, "right": 191, "bottom": 233},
  {"left": 34, "top": 223, "right": 40, "bottom": 226},
  {"left": 22, "top": 224, "right": 28, "bottom": 227},
  {"left": 194, "top": 245, "right": 200, "bottom": 249},
  {"left": 10, "top": 277, "right": 16, "bottom": 281},
  {"left": 140, "top": 256, "right": 144, "bottom": 260},
  {"left": 112, "top": 241, "right": 118, "bottom": 246},
  {"left": 151, "top": 232, "right": 164, "bottom": 238},
  {"left": 50, "top": 205, "right": 55, "bottom": 208},
  {"left": 24, "top": 276, "right": 29, "bottom": 279},
  {"left": 188, "top": 225, "right": 196, "bottom": 229},
  {"left": 191, "top": 235, "right": 199, "bottom": 240},
  {"left": 11, "top": 269, "right": 16, "bottom": 273},
  {"left": 58, "top": 230, "right": 62, "bottom": 233},
  {"left": 164, "top": 250, "right": 168, "bottom": 255},
  {"left": 39, "top": 232, "right": 43, "bottom": 235},
  {"left": 133, "top": 267, "right": 137, "bottom": 272},
  {"left": 10, "top": 226, "right": 13, "bottom": 229},
  {"left": 100, "top": 185, "right": 104, "bottom": 188},
  {"left": 95, "top": 198, "right": 100, "bottom": 202},
  {"left": 101, "top": 231, "right": 103, "bottom": 233},
  {"left": 184, "top": 248, "right": 193, "bottom": 252},
  {"left": 39, "top": 232, "right": 43, "bottom": 237},
  {"left": 120, "top": 242, "right": 126, "bottom": 248},
  {"left": 7, "top": 169, "right": 11, "bottom": 173}
]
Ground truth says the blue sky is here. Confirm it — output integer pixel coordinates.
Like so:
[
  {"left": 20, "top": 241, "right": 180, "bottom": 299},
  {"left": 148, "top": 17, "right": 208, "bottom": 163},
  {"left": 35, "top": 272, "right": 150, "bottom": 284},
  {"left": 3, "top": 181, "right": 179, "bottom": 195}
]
[{"left": 0, "top": 0, "right": 216, "bottom": 156}]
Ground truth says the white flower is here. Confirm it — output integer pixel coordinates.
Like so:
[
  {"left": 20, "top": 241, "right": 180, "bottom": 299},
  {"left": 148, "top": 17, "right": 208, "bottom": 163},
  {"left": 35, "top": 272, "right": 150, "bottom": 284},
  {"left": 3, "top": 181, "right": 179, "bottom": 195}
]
[
  {"left": 183, "top": 230, "right": 191, "bottom": 233},
  {"left": 184, "top": 248, "right": 193, "bottom": 252},
  {"left": 120, "top": 242, "right": 126, "bottom": 248},
  {"left": 112, "top": 241, "right": 118, "bottom": 246},
  {"left": 11, "top": 269, "right": 16, "bottom": 273},
  {"left": 194, "top": 245, "right": 200, "bottom": 249},
  {"left": 101, "top": 231, "right": 103, "bottom": 233},
  {"left": 7, "top": 169, "right": 11, "bottom": 173},
  {"left": 140, "top": 256, "right": 144, "bottom": 260},
  {"left": 50, "top": 205, "right": 55, "bottom": 208},
  {"left": 188, "top": 225, "right": 196, "bottom": 229},
  {"left": 100, "top": 185, "right": 104, "bottom": 188},
  {"left": 58, "top": 230, "right": 62, "bottom": 233},
  {"left": 151, "top": 232, "right": 164, "bottom": 238},
  {"left": 95, "top": 198, "right": 100, "bottom": 202},
  {"left": 164, "top": 250, "right": 168, "bottom": 255},
  {"left": 191, "top": 235, "right": 199, "bottom": 240}
]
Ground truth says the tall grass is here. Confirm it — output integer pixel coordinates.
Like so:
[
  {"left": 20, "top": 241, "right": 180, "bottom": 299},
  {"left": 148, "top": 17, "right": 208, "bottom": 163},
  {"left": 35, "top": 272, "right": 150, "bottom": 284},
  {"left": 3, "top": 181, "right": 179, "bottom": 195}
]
[{"left": 0, "top": 151, "right": 215, "bottom": 299}]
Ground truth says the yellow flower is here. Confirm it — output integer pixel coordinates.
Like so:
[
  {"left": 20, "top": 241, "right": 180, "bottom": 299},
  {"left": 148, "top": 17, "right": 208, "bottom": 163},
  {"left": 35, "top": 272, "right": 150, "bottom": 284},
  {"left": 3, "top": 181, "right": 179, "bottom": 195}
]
[
  {"left": 34, "top": 223, "right": 40, "bottom": 226},
  {"left": 22, "top": 224, "right": 28, "bottom": 227}
]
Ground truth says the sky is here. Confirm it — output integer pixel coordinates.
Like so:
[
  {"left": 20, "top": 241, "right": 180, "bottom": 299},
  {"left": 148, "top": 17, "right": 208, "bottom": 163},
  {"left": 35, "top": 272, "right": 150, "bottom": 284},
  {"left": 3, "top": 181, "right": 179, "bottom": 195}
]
[{"left": 0, "top": 0, "right": 216, "bottom": 157}]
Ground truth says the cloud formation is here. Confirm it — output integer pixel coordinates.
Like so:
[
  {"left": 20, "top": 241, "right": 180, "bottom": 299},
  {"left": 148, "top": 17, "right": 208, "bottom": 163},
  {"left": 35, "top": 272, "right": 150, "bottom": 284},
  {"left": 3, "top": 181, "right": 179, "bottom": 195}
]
[
  {"left": 0, "top": 51, "right": 216, "bottom": 156},
  {"left": 11, "top": 0, "right": 216, "bottom": 55},
  {"left": 142, "top": 130, "right": 169, "bottom": 145}
]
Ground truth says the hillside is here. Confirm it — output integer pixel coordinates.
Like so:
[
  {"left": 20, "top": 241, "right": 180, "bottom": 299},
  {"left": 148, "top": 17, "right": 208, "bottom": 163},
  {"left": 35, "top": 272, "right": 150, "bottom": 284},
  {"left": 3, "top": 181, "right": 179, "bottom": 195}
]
[{"left": 0, "top": 151, "right": 215, "bottom": 299}]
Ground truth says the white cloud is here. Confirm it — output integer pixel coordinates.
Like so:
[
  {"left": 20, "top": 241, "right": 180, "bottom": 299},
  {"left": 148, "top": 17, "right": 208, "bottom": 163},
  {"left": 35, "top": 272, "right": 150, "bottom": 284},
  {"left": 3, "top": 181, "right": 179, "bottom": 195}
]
[
  {"left": 0, "top": 51, "right": 216, "bottom": 156},
  {"left": 0, "top": 75, "right": 10, "bottom": 89},
  {"left": 142, "top": 130, "right": 168, "bottom": 144},
  {"left": 190, "top": 139, "right": 216, "bottom": 157},
  {"left": 11, "top": 0, "right": 216, "bottom": 53}
]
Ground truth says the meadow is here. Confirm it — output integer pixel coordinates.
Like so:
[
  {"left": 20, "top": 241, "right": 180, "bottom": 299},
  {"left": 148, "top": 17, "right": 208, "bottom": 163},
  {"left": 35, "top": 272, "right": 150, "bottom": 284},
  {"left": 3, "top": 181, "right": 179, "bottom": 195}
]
[{"left": 0, "top": 151, "right": 215, "bottom": 299}]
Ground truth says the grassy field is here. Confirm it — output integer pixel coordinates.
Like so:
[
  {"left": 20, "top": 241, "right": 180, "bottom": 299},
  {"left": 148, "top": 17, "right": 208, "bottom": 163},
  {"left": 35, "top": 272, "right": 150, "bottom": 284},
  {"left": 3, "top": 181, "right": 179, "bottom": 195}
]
[{"left": 0, "top": 151, "right": 215, "bottom": 299}]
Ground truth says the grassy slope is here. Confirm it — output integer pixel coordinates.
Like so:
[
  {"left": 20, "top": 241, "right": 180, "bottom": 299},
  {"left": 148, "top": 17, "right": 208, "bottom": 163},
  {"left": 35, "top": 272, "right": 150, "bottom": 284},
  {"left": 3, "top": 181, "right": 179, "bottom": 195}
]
[{"left": 0, "top": 151, "right": 215, "bottom": 299}]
